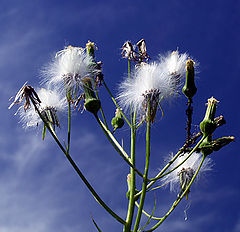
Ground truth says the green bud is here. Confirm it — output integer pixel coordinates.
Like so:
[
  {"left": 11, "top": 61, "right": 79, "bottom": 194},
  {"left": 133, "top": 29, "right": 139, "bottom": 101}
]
[
  {"left": 200, "top": 97, "right": 219, "bottom": 136},
  {"left": 82, "top": 77, "right": 101, "bottom": 114},
  {"left": 182, "top": 59, "right": 197, "bottom": 100},
  {"left": 126, "top": 174, "right": 140, "bottom": 201},
  {"left": 111, "top": 109, "right": 124, "bottom": 130}
]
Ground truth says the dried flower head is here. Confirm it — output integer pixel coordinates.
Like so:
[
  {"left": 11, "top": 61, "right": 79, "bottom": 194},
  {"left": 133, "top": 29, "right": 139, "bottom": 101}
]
[
  {"left": 95, "top": 61, "right": 104, "bottom": 87},
  {"left": 9, "top": 82, "right": 41, "bottom": 111},
  {"left": 136, "top": 39, "right": 150, "bottom": 61},
  {"left": 121, "top": 41, "right": 137, "bottom": 61},
  {"left": 121, "top": 39, "right": 150, "bottom": 63},
  {"left": 161, "top": 152, "right": 213, "bottom": 195},
  {"left": 19, "top": 88, "right": 67, "bottom": 128}
]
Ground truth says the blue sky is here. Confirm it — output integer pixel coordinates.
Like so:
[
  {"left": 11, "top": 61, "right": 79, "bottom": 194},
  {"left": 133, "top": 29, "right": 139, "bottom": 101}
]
[{"left": 1, "top": 0, "right": 239, "bottom": 231}]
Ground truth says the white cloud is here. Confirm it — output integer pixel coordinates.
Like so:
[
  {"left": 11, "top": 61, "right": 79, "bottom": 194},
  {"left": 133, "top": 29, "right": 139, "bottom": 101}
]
[
  {"left": 234, "top": 217, "right": 240, "bottom": 232},
  {"left": 0, "top": 126, "right": 128, "bottom": 232}
]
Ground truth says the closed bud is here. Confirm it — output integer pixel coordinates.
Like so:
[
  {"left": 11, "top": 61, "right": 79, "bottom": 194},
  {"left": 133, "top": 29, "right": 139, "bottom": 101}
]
[
  {"left": 126, "top": 174, "right": 139, "bottom": 201},
  {"left": 200, "top": 136, "right": 235, "bottom": 156},
  {"left": 200, "top": 97, "right": 219, "bottom": 136},
  {"left": 214, "top": 115, "right": 226, "bottom": 128},
  {"left": 86, "top": 41, "right": 96, "bottom": 58},
  {"left": 111, "top": 108, "right": 124, "bottom": 131},
  {"left": 82, "top": 77, "right": 101, "bottom": 114},
  {"left": 182, "top": 59, "right": 197, "bottom": 100}
]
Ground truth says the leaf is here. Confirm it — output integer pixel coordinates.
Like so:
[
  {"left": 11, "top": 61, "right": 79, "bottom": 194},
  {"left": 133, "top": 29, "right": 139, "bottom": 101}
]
[{"left": 42, "top": 124, "right": 47, "bottom": 140}]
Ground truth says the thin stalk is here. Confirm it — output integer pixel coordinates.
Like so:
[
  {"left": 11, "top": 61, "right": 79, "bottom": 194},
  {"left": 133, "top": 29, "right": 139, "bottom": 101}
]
[
  {"left": 30, "top": 97, "right": 125, "bottom": 225},
  {"left": 94, "top": 114, "right": 144, "bottom": 178},
  {"left": 135, "top": 201, "right": 162, "bottom": 220},
  {"left": 93, "top": 81, "right": 109, "bottom": 130},
  {"left": 103, "top": 80, "right": 131, "bottom": 127},
  {"left": 135, "top": 135, "right": 206, "bottom": 199},
  {"left": 186, "top": 100, "right": 193, "bottom": 142},
  {"left": 146, "top": 156, "right": 206, "bottom": 231},
  {"left": 67, "top": 101, "right": 71, "bottom": 154},
  {"left": 124, "top": 112, "right": 137, "bottom": 232},
  {"left": 153, "top": 135, "right": 206, "bottom": 180},
  {"left": 136, "top": 119, "right": 145, "bottom": 129},
  {"left": 63, "top": 150, "right": 126, "bottom": 225},
  {"left": 133, "top": 118, "right": 151, "bottom": 232}
]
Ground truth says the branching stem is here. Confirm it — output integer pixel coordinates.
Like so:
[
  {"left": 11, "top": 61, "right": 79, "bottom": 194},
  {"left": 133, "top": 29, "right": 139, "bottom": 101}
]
[
  {"left": 145, "top": 156, "right": 206, "bottom": 231},
  {"left": 135, "top": 135, "right": 206, "bottom": 199},
  {"left": 30, "top": 96, "right": 126, "bottom": 225}
]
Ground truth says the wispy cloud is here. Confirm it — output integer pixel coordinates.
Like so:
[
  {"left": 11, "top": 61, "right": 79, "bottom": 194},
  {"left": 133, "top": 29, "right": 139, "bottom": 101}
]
[
  {"left": 234, "top": 217, "right": 240, "bottom": 232},
  {"left": 0, "top": 126, "right": 128, "bottom": 232}
]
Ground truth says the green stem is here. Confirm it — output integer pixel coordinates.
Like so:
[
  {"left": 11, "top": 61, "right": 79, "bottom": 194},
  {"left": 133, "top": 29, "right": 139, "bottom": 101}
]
[
  {"left": 93, "top": 80, "right": 109, "bottom": 130},
  {"left": 94, "top": 114, "right": 144, "bottom": 178},
  {"left": 133, "top": 119, "right": 151, "bottom": 232},
  {"left": 135, "top": 201, "right": 162, "bottom": 220},
  {"left": 30, "top": 97, "right": 125, "bottom": 225},
  {"left": 103, "top": 80, "right": 131, "bottom": 127},
  {"left": 146, "top": 156, "right": 206, "bottom": 231},
  {"left": 135, "top": 135, "right": 206, "bottom": 199},
  {"left": 124, "top": 112, "right": 137, "bottom": 232},
  {"left": 156, "top": 136, "right": 206, "bottom": 179},
  {"left": 67, "top": 101, "right": 71, "bottom": 154}
]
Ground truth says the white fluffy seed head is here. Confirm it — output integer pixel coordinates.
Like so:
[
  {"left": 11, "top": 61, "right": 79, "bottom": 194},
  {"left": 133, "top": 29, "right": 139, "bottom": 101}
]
[
  {"left": 42, "top": 46, "right": 97, "bottom": 93},
  {"left": 159, "top": 50, "right": 188, "bottom": 78},
  {"left": 161, "top": 152, "right": 213, "bottom": 192},
  {"left": 117, "top": 51, "right": 189, "bottom": 120},
  {"left": 118, "top": 63, "right": 171, "bottom": 113},
  {"left": 118, "top": 61, "right": 182, "bottom": 118},
  {"left": 19, "top": 88, "right": 67, "bottom": 128}
]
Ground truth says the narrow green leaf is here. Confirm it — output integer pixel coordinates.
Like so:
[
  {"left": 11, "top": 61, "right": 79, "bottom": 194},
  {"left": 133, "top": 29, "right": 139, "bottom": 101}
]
[
  {"left": 91, "top": 216, "right": 103, "bottom": 232},
  {"left": 42, "top": 124, "right": 47, "bottom": 140}
]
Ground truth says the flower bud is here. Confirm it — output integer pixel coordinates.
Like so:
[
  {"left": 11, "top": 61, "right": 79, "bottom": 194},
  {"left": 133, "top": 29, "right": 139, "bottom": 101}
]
[
  {"left": 214, "top": 115, "right": 226, "bottom": 128},
  {"left": 182, "top": 59, "right": 197, "bottom": 100},
  {"left": 86, "top": 41, "right": 96, "bottom": 58},
  {"left": 200, "top": 97, "right": 219, "bottom": 136},
  {"left": 111, "top": 108, "right": 124, "bottom": 131},
  {"left": 82, "top": 77, "right": 101, "bottom": 114},
  {"left": 200, "top": 136, "right": 235, "bottom": 156},
  {"left": 126, "top": 174, "right": 139, "bottom": 201}
]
